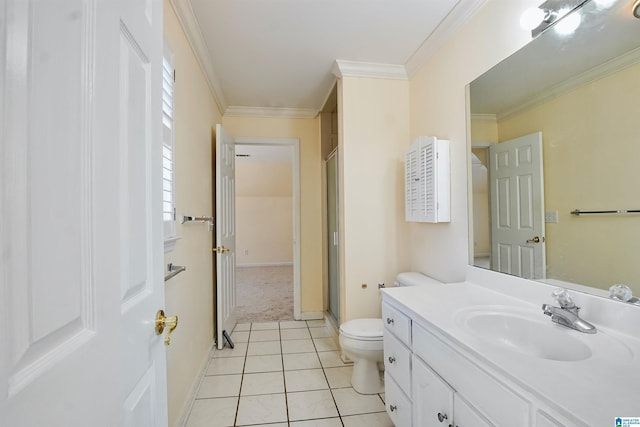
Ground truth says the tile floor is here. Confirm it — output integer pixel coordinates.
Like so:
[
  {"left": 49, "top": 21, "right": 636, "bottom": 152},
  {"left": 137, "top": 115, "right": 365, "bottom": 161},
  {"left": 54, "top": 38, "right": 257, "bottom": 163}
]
[{"left": 185, "top": 320, "right": 393, "bottom": 427}]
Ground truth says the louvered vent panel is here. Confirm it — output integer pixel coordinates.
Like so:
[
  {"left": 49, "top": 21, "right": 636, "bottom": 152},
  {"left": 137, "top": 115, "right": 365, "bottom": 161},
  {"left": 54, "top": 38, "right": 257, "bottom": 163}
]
[{"left": 405, "top": 136, "right": 450, "bottom": 223}]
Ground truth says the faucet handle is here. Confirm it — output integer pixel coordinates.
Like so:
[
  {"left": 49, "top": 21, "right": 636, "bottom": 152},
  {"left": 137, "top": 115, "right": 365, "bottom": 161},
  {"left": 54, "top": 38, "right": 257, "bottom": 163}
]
[{"left": 552, "top": 288, "right": 575, "bottom": 309}]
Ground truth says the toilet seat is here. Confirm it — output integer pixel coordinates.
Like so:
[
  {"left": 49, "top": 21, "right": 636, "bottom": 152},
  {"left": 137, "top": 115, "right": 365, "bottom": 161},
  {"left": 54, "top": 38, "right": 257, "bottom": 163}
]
[{"left": 339, "top": 318, "right": 383, "bottom": 341}]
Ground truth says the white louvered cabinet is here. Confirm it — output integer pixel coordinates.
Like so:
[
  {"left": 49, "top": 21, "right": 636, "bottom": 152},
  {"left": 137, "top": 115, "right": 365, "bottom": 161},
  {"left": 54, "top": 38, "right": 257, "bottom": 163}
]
[{"left": 405, "top": 136, "right": 450, "bottom": 223}]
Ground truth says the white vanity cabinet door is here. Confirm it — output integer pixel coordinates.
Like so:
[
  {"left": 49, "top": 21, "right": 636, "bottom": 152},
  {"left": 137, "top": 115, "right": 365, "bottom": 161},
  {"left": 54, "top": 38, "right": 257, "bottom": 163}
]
[
  {"left": 453, "top": 394, "right": 493, "bottom": 427},
  {"left": 412, "top": 355, "right": 454, "bottom": 427},
  {"left": 385, "top": 372, "right": 412, "bottom": 427}
]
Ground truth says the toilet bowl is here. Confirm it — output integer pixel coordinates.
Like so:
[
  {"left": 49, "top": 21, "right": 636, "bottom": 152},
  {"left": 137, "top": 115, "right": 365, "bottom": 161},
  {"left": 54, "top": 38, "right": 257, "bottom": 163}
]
[
  {"left": 339, "top": 318, "right": 384, "bottom": 394},
  {"left": 338, "top": 272, "right": 444, "bottom": 394}
]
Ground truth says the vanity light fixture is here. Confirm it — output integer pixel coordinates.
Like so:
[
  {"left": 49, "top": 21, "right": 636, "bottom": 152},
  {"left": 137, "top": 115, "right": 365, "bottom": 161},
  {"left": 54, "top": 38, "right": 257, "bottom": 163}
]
[
  {"left": 633, "top": 0, "right": 640, "bottom": 18},
  {"left": 521, "top": 0, "right": 590, "bottom": 37}
]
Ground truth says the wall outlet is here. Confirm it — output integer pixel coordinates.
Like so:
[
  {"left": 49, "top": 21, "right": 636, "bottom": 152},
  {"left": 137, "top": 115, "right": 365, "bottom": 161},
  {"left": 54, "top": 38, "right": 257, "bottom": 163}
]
[{"left": 545, "top": 211, "right": 559, "bottom": 223}]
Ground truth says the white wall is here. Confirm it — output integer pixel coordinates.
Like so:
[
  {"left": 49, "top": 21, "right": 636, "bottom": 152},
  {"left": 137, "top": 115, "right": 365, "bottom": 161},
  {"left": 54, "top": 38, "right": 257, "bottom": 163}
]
[
  {"left": 163, "top": 1, "right": 222, "bottom": 425},
  {"left": 236, "top": 161, "right": 293, "bottom": 266},
  {"left": 408, "top": 0, "right": 538, "bottom": 281},
  {"left": 338, "top": 77, "right": 411, "bottom": 322}
]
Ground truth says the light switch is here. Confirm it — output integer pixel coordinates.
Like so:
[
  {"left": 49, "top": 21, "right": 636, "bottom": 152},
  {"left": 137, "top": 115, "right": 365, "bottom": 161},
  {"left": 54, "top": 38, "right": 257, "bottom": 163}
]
[{"left": 545, "top": 210, "right": 559, "bottom": 223}]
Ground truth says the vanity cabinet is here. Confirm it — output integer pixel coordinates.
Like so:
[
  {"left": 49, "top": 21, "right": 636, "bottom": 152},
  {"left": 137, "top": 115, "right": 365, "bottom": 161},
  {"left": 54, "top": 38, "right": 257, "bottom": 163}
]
[{"left": 382, "top": 301, "right": 572, "bottom": 427}]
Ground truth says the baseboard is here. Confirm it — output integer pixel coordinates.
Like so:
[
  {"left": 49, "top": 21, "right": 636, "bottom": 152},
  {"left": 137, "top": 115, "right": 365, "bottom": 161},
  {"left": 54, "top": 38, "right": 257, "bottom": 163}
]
[
  {"left": 236, "top": 262, "right": 293, "bottom": 268},
  {"left": 174, "top": 341, "right": 215, "bottom": 427},
  {"left": 299, "top": 311, "right": 324, "bottom": 321}
]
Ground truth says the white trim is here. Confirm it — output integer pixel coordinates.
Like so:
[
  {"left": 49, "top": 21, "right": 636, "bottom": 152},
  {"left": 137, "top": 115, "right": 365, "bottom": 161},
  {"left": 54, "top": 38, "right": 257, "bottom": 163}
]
[
  {"left": 299, "top": 312, "right": 325, "bottom": 321},
  {"left": 224, "top": 106, "right": 318, "bottom": 119},
  {"left": 168, "top": 0, "right": 227, "bottom": 113},
  {"left": 470, "top": 113, "right": 497, "bottom": 123},
  {"left": 333, "top": 60, "right": 408, "bottom": 80},
  {"left": 175, "top": 342, "right": 216, "bottom": 427},
  {"left": 163, "top": 236, "right": 180, "bottom": 253},
  {"left": 496, "top": 46, "right": 640, "bottom": 120},
  {"left": 405, "top": 0, "right": 488, "bottom": 77},
  {"left": 236, "top": 262, "right": 293, "bottom": 268},
  {"left": 234, "top": 137, "right": 302, "bottom": 321}
]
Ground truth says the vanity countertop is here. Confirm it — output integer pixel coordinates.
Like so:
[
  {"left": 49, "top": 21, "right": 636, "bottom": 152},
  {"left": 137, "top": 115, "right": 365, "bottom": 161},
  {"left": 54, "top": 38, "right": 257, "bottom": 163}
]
[{"left": 382, "top": 282, "right": 640, "bottom": 425}]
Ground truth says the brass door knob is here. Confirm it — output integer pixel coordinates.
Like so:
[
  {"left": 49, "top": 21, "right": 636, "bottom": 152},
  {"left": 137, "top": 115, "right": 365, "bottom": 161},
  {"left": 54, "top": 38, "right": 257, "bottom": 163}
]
[
  {"left": 156, "top": 310, "right": 178, "bottom": 346},
  {"left": 213, "top": 246, "right": 230, "bottom": 253},
  {"left": 526, "top": 236, "right": 541, "bottom": 243}
]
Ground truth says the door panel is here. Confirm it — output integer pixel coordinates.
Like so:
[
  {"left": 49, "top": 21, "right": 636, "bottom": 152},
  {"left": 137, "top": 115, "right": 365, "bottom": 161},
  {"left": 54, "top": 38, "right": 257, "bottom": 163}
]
[
  {"left": 1, "top": 0, "right": 167, "bottom": 425},
  {"left": 490, "top": 132, "right": 546, "bottom": 279},
  {"left": 215, "top": 124, "right": 237, "bottom": 349},
  {"left": 326, "top": 152, "right": 340, "bottom": 323}
]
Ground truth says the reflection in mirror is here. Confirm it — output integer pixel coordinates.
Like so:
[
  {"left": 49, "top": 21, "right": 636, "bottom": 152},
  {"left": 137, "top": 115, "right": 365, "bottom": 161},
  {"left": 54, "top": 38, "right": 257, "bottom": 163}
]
[{"left": 468, "top": 0, "right": 640, "bottom": 298}]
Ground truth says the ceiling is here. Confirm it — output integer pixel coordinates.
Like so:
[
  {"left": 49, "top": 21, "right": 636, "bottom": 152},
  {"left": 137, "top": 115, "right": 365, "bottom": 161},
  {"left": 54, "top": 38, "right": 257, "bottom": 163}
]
[{"left": 171, "top": 0, "right": 486, "bottom": 117}]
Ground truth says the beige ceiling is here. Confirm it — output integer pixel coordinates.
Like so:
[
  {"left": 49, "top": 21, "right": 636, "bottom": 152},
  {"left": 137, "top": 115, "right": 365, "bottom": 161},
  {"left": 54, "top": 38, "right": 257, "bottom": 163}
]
[{"left": 170, "top": 0, "right": 486, "bottom": 116}]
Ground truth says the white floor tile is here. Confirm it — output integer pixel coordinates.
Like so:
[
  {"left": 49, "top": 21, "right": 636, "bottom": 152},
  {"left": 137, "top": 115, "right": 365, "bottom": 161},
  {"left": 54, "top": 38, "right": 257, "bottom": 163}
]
[
  {"left": 241, "top": 371, "right": 285, "bottom": 396},
  {"left": 342, "top": 412, "right": 393, "bottom": 427},
  {"left": 250, "top": 329, "right": 281, "bottom": 342},
  {"left": 324, "top": 366, "right": 353, "bottom": 389},
  {"left": 313, "top": 337, "right": 338, "bottom": 352},
  {"left": 309, "top": 327, "right": 335, "bottom": 339},
  {"left": 283, "top": 352, "right": 321, "bottom": 371},
  {"left": 281, "top": 339, "right": 315, "bottom": 354},
  {"left": 236, "top": 393, "right": 287, "bottom": 425},
  {"left": 197, "top": 375, "right": 242, "bottom": 399},
  {"left": 290, "top": 418, "right": 343, "bottom": 427},
  {"left": 331, "top": 388, "right": 385, "bottom": 416},
  {"left": 230, "top": 330, "right": 250, "bottom": 343},
  {"left": 247, "top": 340, "right": 281, "bottom": 356},
  {"left": 251, "top": 321, "right": 280, "bottom": 330},
  {"left": 234, "top": 323, "right": 251, "bottom": 332},
  {"left": 285, "top": 369, "right": 329, "bottom": 392},
  {"left": 244, "top": 354, "right": 283, "bottom": 373},
  {"left": 318, "top": 351, "right": 350, "bottom": 368},
  {"left": 306, "top": 319, "right": 326, "bottom": 327},
  {"left": 212, "top": 342, "right": 248, "bottom": 358},
  {"left": 185, "top": 397, "right": 238, "bottom": 427},
  {"left": 280, "top": 328, "right": 312, "bottom": 340},
  {"left": 279, "top": 320, "right": 308, "bottom": 329},
  {"left": 287, "top": 390, "right": 339, "bottom": 421},
  {"left": 206, "top": 357, "right": 245, "bottom": 376}
]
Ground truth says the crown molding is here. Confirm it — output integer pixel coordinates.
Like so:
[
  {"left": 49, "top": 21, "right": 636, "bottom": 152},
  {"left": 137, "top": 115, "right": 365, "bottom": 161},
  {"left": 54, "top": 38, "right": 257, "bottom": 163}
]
[
  {"left": 169, "top": 0, "right": 228, "bottom": 113},
  {"left": 405, "top": 0, "right": 488, "bottom": 77},
  {"left": 470, "top": 113, "right": 497, "bottom": 122},
  {"left": 224, "top": 106, "right": 319, "bottom": 119},
  {"left": 333, "top": 60, "right": 408, "bottom": 80},
  {"left": 497, "top": 46, "right": 640, "bottom": 121}
]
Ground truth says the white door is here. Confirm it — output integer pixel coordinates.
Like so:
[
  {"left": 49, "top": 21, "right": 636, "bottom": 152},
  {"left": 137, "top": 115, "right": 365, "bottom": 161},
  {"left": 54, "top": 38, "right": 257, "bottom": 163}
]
[
  {"left": 489, "top": 132, "right": 546, "bottom": 279},
  {"left": 215, "top": 124, "right": 237, "bottom": 349},
  {"left": 0, "top": 1, "right": 168, "bottom": 426}
]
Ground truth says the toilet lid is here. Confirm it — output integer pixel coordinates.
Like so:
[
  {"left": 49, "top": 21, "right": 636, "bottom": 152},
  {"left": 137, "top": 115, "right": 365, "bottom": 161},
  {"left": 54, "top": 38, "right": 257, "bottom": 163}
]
[{"left": 339, "top": 318, "right": 383, "bottom": 340}]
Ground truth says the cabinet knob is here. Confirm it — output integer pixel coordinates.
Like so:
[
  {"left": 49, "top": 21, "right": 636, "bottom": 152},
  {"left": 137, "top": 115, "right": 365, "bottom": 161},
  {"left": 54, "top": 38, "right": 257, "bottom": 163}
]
[
  {"left": 386, "top": 317, "right": 394, "bottom": 325},
  {"left": 437, "top": 412, "right": 449, "bottom": 422},
  {"left": 388, "top": 356, "right": 396, "bottom": 364},
  {"left": 389, "top": 404, "right": 397, "bottom": 412}
]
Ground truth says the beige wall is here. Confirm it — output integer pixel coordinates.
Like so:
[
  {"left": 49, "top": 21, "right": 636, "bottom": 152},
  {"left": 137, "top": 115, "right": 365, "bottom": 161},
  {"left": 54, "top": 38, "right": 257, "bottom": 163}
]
[
  {"left": 408, "top": 0, "right": 535, "bottom": 281},
  {"left": 221, "top": 116, "right": 323, "bottom": 315},
  {"left": 496, "top": 62, "right": 640, "bottom": 291},
  {"left": 236, "top": 161, "right": 293, "bottom": 266},
  {"left": 164, "top": 2, "right": 222, "bottom": 425},
  {"left": 338, "top": 77, "right": 411, "bottom": 322}
]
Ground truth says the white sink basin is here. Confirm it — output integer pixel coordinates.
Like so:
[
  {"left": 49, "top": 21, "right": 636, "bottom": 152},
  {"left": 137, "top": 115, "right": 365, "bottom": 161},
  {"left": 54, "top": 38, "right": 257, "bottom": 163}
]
[{"left": 460, "top": 309, "right": 592, "bottom": 361}]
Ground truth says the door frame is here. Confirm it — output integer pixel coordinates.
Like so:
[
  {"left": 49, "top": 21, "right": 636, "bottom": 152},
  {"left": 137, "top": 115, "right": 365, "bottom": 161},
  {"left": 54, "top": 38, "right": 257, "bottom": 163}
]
[{"left": 234, "top": 137, "right": 301, "bottom": 320}]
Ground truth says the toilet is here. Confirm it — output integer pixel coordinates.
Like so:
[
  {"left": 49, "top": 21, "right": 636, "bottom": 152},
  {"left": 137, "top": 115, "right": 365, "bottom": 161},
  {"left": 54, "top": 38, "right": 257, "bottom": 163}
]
[{"left": 338, "top": 272, "right": 444, "bottom": 394}]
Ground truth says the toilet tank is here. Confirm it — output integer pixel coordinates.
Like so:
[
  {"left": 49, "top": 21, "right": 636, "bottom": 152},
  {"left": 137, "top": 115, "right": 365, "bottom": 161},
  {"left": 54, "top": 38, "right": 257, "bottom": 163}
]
[{"left": 395, "top": 272, "right": 444, "bottom": 287}]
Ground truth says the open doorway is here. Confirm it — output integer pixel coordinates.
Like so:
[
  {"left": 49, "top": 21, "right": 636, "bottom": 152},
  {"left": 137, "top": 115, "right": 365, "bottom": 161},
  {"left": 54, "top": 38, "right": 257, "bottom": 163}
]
[{"left": 233, "top": 138, "right": 301, "bottom": 322}]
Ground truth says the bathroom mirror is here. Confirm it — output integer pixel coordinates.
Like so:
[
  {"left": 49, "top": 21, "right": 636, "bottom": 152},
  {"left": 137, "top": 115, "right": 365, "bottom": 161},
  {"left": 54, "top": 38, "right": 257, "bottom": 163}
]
[{"left": 468, "top": 0, "right": 640, "bottom": 297}]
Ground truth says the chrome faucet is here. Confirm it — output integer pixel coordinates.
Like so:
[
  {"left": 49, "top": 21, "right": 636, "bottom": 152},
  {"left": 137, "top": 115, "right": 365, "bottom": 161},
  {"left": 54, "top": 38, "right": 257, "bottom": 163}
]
[{"left": 542, "top": 289, "right": 596, "bottom": 334}]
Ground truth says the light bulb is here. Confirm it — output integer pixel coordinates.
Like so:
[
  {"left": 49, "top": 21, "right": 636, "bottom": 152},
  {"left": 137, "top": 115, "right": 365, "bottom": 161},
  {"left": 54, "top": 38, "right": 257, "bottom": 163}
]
[
  {"left": 554, "top": 9, "right": 581, "bottom": 35},
  {"left": 520, "top": 7, "right": 545, "bottom": 30}
]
